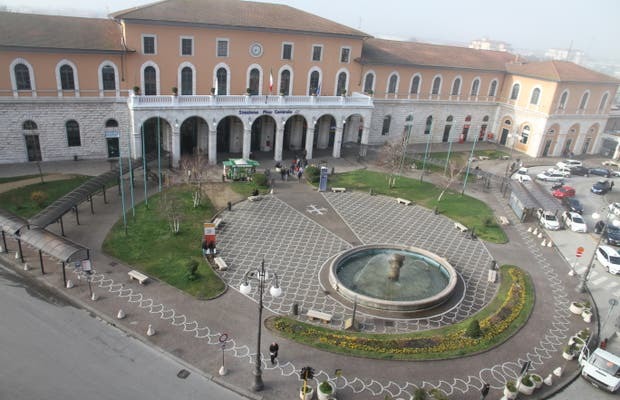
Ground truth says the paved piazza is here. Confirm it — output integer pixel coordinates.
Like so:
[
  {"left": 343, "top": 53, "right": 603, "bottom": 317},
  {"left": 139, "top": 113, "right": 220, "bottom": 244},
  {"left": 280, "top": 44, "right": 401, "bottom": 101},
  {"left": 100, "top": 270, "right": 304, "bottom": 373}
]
[{"left": 217, "top": 191, "right": 496, "bottom": 333}]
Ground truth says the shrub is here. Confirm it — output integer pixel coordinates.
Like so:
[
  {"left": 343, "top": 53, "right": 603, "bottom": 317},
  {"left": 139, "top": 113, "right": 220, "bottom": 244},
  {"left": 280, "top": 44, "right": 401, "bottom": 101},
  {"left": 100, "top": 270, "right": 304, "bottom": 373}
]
[
  {"left": 506, "top": 381, "right": 517, "bottom": 392},
  {"left": 305, "top": 165, "right": 320, "bottom": 183},
  {"left": 521, "top": 374, "right": 533, "bottom": 387},
  {"left": 465, "top": 319, "right": 482, "bottom": 338},
  {"left": 318, "top": 381, "right": 333, "bottom": 394},
  {"left": 429, "top": 389, "right": 448, "bottom": 400},
  {"left": 413, "top": 388, "right": 428, "bottom": 400},
  {"left": 30, "top": 190, "right": 48, "bottom": 207},
  {"left": 186, "top": 259, "right": 199, "bottom": 281},
  {"left": 531, "top": 374, "right": 542, "bottom": 383},
  {"left": 253, "top": 173, "right": 268, "bottom": 188},
  {"left": 578, "top": 328, "right": 591, "bottom": 340}
]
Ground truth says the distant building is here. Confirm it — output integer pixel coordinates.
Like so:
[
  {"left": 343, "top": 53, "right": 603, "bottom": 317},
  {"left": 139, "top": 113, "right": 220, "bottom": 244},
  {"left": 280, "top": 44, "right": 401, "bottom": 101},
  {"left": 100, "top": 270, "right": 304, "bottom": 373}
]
[
  {"left": 469, "top": 38, "right": 512, "bottom": 52},
  {"left": 545, "top": 48, "right": 585, "bottom": 64}
]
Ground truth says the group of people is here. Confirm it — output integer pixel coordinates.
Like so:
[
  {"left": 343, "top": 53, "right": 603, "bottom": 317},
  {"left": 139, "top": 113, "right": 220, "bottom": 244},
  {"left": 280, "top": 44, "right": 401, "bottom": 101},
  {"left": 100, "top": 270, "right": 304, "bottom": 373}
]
[{"left": 274, "top": 152, "right": 308, "bottom": 183}]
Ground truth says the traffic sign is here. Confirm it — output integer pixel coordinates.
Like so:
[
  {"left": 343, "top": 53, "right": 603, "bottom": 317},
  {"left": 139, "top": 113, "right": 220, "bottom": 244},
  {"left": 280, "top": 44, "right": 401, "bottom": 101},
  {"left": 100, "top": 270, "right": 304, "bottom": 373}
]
[{"left": 576, "top": 247, "right": 585, "bottom": 258}]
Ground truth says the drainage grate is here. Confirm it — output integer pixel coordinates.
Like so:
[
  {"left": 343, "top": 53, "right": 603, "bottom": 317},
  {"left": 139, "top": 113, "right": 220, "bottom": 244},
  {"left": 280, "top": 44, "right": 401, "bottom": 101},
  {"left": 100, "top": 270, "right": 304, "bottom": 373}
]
[{"left": 177, "top": 369, "right": 190, "bottom": 379}]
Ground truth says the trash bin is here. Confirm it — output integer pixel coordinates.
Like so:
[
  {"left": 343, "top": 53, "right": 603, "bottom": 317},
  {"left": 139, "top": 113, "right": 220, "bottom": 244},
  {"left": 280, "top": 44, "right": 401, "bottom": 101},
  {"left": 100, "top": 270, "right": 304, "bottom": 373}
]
[{"left": 292, "top": 303, "right": 299, "bottom": 316}]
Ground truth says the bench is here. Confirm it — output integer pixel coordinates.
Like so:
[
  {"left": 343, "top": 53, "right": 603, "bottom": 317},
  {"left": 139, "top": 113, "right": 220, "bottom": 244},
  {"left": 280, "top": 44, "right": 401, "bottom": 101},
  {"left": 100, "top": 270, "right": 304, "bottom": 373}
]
[
  {"left": 478, "top": 156, "right": 490, "bottom": 161},
  {"left": 396, "top": 197, "right": 412, "bottom": 206},
  {"left": 306, "top": 309, "right": 333, "bottom": 324},
  {"left": 248, "top": 195, "right": 262, "bottom": 202},
  {"left": 454, "top": 222, "right": 468, "bottom": 232},
  {"left": 497, "top": 216, "right": 510, "bottom": 226},
  {"left": 213, "top": 257, "right": 228, "bottom": 271},
  {"left": 213, "top": 217, "right": 223, "bottom": 229},
  {"left": 331, "top": 187, "right": 346, "bottom": 193},
  {"left": 128, "top": 270, "right": 149, "bottom": 284}
]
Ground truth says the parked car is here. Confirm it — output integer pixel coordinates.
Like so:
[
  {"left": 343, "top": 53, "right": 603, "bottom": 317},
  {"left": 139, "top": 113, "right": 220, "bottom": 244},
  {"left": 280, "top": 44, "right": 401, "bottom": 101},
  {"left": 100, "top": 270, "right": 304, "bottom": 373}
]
[
  {"left": 557, "top": 159, "right": 582, "bottom": 169},
  {"left": 511, "top": 167, "right": 532, "bottom": 182},
  {"left": 552, "top": 185, "right": 575, "bottom": 199},
  {"left": 562, "top": 197, "right": 584, "bottom": 214},
  {"left": 596, "top": 222, "right": 620, "bottom": 245},
  {"left": 588, "top": 168, "right": 612, "bottom": 178},
  {"left": 595, "top": 245, "right": 620, "bottom": 274},
  {"left": 536, "top": 170, "right": 566, "bottom": 182},
  {"left": 563, "top": 212, "right": 587, "bottom": 233},
  {"left": 609, "top": 202, "right": 620, "bottom": 216},
  {"left": 547, "top": 167, "right": 571, "bottom": 177},
  {"left": 569, "top": 165, "right": 590, "bottom": 176},
  {"left": 602, "top": 159, "right": 620, "bottom": 168},
  {"left": 537, "top": 209, "right": 561, "bottom": 230},
  {"left": 591, "top": 179, "right": 613, "bottom": 194}
]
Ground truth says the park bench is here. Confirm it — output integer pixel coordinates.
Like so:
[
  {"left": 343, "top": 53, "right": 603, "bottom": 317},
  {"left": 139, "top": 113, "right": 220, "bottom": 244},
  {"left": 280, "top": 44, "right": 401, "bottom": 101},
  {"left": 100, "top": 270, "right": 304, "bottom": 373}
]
[
  {"left": 213, "top": 257, "right": 228, "bottom": 271},
  {"left": 213, "top": 217, "right": 223, "bottom": 229},
  {"left": 396, "top": 198, "right": 412, "bottom": 206},
  {"left": 306, "top": 309, "right": 333, "bottom": 324},
  {"left": 454, "top": 222, "right": 468, "bottom": 233},
  {"left": 478, "top": 156, "right": 490, "bottom": 160},
  {"left": 248, "top": 195, "right": 262, "bottom": 202},
  {"left": 331, "top": 187, "right": 346, "bottom": 193},
  {"left": 497, "top": 216, "right": 510, "bottom": 226},
  {"left": 128, "top": 270, "right": 149, "bottom": 284}
]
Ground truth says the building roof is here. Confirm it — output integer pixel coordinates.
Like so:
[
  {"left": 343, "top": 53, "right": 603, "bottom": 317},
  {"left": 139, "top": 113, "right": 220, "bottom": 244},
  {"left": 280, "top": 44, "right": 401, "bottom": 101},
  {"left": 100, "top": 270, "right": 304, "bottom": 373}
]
[
  {"left": 506, "top": 60, "right": 620, "bottom": 84},
  {"left": 361, "top": 38, "right": 517, "bottom": 71},
  {"left": 0, "top": 12, "right": 125, "bottom": 52},
  {"left": 110, "top": 0, "right": 368, "bottom": 38}
]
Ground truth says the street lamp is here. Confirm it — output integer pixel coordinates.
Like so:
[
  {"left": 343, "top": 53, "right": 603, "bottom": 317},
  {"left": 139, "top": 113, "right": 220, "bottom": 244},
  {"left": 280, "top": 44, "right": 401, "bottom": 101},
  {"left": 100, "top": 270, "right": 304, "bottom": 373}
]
[
  {"left": 239, "top": 259, "right": 282, "bottom": 391},
  {"left": 504, "top": 133, "right": 518, "bottom": 177},
  {"left": 577, "top": 211, "right": 619, "bottom": 293}
]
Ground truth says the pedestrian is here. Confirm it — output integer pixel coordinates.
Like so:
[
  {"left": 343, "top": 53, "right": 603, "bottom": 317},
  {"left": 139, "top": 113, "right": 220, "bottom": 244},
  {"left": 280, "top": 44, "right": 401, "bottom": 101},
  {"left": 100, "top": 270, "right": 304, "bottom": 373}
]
[
  {"left": 269, "top": 342, "right": 279, "bottom": 364},
  {"left": 612, "top": 181, "right": 615, "bottom": 190},
  {"left": 297, "top": 167, "right": 303, "bottom": 183}
]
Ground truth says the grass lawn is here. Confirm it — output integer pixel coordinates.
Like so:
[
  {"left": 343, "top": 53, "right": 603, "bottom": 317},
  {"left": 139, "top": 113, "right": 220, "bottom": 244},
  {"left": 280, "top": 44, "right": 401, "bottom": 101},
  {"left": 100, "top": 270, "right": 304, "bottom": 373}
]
[
  {"left": 0, "top": 174, "right": 47, "bottom": 184},
  {"left": 267, "top": 265, "right": 534, "bottom": 360},
  {"left": 328, "top": 170, "right": 507, "bottom": 243},
  {"left": 102, "top": 185, "right": 225, "bottom": 299},
  {"left": 0, "top": 176, "right": 90, "bottom": 218}
]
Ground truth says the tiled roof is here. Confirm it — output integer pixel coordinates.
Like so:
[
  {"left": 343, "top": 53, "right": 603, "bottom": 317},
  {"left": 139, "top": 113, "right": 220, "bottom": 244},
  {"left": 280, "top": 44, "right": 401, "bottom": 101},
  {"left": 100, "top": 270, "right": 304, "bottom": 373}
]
[
  {"left": 111, "top": 0, "right": 367, "bottom": 38},
  {"left": 506, "top": 60, "right": 619, "bottom": 84},
  {"left": 361, "top": 38, "right": 517, "bottom": 71},
  {"left": 0, "top": 12, "right": 125, "bottom": 52}
]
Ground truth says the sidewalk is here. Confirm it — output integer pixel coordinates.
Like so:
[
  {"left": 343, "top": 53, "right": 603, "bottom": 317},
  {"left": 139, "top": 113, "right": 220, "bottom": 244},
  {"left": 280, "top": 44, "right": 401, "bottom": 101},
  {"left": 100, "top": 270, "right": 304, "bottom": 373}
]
[{"left": 0, "top": 152, "right": 591, "bottom": 400}]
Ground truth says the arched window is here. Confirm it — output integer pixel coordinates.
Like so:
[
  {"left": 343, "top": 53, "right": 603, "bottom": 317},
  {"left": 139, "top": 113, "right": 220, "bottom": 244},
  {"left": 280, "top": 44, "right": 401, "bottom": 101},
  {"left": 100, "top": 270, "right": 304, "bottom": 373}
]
[
  {"left": 66, "top": 120, "right": 81, "bottom": 147},
  {"left": 181, "top": 67, "right": 193, "bottom": 95},
  {"left": 410, "top": 75, "right": 420, "bottom": 94},
  {"left": 144, "top": 66, "right": 157, "bottom": 95},
  {"left": 60, "top": 64, "right": 75, "bottom": 90},
  {"left": 451, "top": 78, "right": 461, "bottom": 96},
  {"left": 381, "top": 115, "right": 391, "bottom": 136},
  {"left": 363, "top": 72, "right": 374, "bottom": 93},
  {"left": 388, "top": 74, "right": 398, "bottom": 94},
  {"left": 14, "top": 63, "right": 32, "bottom": 90},
  {"left": 249, "top": 68, "right": 260, "bottom": 95},
  {"left": 599, "top": 93, "right": 609, "bottom": 112},
  {"left": 216, "top": 67, "right": 227, "bottom": 95},
  {"left": 579, "top": 92, "right": 589, "bottom": 110},
  {"left": 480, "top": 116, "right": 489, "bottom": 139},
  {"left": 309, "top": 70, "right": 320, "bottom": 95},
  {"left": 280, "top": 70, "right": 291, "bottom": 95},
  {"left": 101, "top": 65, "right": 115, "bottom": 91},
  {"left": 530, "top": 88, "right": 541, "bottom": 105},
  {"left": 105, "top": 119, "right": 119, "bottom": 128},
  {"left": 470, "top": 79, "right": 480, "bottom": 97},
  {"left": 559, "top": 91, "right": 569, "bottom": 109},
  {"left": 521, "top": 125, "right": 530, "bottom": 144},
  {"left": 23, "top": 120, "right": 38, "bottom": 130},
  {"left": 488, "top": 80, "right": 498, "bottom": 97},
  {"left": 336, "top": 72, "right": 347, "bottom": 96},
  {"left": 446, "top": 115, "right": 453, "bottom": 123},
  {"left": 424, "top": 115, "right": 433, "bottom": 135},
  {"left": 431, "top": 77, "right": 441, "bottom": 95},
  {"left": 510, "top": 83, "right": 520, "bottom": 100}
]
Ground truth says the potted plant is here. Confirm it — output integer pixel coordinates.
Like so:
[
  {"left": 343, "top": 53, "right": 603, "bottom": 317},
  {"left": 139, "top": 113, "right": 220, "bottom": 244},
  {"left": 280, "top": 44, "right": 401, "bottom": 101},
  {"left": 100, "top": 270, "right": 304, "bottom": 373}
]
[
  {"left": 210, "top": 87, "right": 216, "bottom": 95},
  {"left": 569, "top": 301, "right": 585, "bottom": 315},
  {"left": 367, "top": 89, "right": 374, "bottom": 96},
  {"left": 340, "top": 89, "right": 347, "bottom": 96},
  {"left": 562, "top": 344, "right": 576, "bottom": 360},
  {"left": 530, "top": 373, "right": 543, "bottom": 389},
  {"left": 246, "top": 87, "right": 251, "bottom": 95},
  {"left": 299, "top": 385, "right": 314, "bottom": 400},
  {"left": 503, "top": 380, "right": 517, "bottom": 399},
  {"left": 518, "top": 374, "right": 535, "bottom": 395},
  {"left": 578, "top": 328, "right": 591, "bottom": 340},
  {"left": 569, "top": 335, "right": 585, "bottom": 349},
  {"left": 132, "top": 86, "right": 141, "bottom": 95},
  {"left": 582, "top": 308, "right": 593, "bottom": 323},
  {"left": 317, "top": 380, "right": 334, "bottom": 400},
  {"left": 171, "top": 86, "right": 178, "bottom": 96}
]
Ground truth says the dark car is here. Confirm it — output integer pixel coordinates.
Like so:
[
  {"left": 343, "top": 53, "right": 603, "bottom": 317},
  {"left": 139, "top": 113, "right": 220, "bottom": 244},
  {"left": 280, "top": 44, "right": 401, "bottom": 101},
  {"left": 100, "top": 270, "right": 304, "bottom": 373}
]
[
  {"left": 606, "top": 225, "right": 620, "bottom": 246},
  {"left": 569, "top": 166, "right": 590, "bottom": 176},
  {"left": 588, "top": 168, "right": 612, "bottom": 177},
  {"left": 591, "top": 179, "right": 613, "bottom": 194},
  {"left": 562, "top": 197, "right": 584, "bottom": 214}
]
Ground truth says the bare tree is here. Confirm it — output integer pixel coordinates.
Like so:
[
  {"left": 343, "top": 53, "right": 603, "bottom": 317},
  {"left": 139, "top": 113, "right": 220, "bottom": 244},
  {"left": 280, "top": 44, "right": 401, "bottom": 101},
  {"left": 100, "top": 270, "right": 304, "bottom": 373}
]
[
  {"left": 159, "top": 191, "right": 181, "bottom": 234},
  {"left": 437, "top": 159, "right": 468, "bottom": 202},
  {"left": 376, "top": 138, "right": 408, "bottom": 188},
  {"left": 179, "top": 152, "right": 209, "bottom": 208}
]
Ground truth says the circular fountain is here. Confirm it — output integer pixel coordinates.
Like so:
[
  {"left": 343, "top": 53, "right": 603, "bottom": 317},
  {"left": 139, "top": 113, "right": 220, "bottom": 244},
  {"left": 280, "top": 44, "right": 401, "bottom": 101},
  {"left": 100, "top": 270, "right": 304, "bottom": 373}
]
[{"left": 328, "top": 245, "right": 458, "bottom": 312}]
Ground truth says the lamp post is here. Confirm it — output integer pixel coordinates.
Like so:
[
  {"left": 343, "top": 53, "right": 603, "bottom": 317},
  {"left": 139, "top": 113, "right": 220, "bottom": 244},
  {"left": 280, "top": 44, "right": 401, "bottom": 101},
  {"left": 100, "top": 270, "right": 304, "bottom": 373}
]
[
  {"left": 504, "top": 133, "right": 518, "bottom": 177},
  {"left": 577, "top": 211, "right": 618, "bottom": 293},
  {"left": 393, "top": 114, "right": 414, "bottom": 187},
  {"left": 239, "top": 259, "right": 282, "bottom": 391}
]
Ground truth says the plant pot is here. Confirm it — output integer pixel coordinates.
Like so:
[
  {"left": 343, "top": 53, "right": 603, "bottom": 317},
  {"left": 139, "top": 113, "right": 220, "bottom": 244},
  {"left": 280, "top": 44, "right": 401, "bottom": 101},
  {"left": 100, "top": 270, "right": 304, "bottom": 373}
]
[
  {"left": 569, "top": 302, "right": 585, "bottom": 315},
  {"left": 518, "top": 382, "right": 535, "bottom": 395},
  {"left": 317, "top": 381, "right": 334, "bottom": 400},
  {"left": 569, "top": 336, "right": 585, "bottom": 349},
  {"left": 530, "top": 373, "right": 543, "bottom": 389},
  {"left": 582, "top": 309, "right": 592, "bottom": 323},
  {"left": 562, "top": 351, "right": 575, "bottom": 360},
  {"left": 300, "top": 386, "right": 314, "bottom": 400},
  {"left": 503, "top": 386, "right": 517, "bottom": 399}
]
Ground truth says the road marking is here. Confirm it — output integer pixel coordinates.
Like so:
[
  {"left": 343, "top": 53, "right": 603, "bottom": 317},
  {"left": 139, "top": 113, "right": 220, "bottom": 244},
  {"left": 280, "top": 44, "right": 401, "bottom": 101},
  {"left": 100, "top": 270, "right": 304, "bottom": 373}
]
[
  {"left": 306, "top": 204, "right": 326, "bottom": 215},
  {"left": 591, "top": 276, "right": 607, "bottom": 286}
]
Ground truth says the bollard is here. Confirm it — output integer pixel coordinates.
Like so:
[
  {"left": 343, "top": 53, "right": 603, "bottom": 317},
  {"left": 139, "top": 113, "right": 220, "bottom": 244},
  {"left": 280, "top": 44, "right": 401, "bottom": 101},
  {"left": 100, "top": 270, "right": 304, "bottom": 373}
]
[
  {"left": 292, "top": 302, "right": 299, "bottom": 316},
  {"left": 527, "top": 226, "right": 532, "bottom": 233},
  {"left": 331, "top": 167, "right": 335, "bottom": 175},
  {"left": 227, "top": 201, "right": 232, "bottom": 211},
  {"left": 541, "top": 239, "right": 547, "bottom": 246},
  {"left": 66, "top": 280, "right": 74, "bottom": 289},
  {"left": 147, "top": 324, "right": 155, "bottom": 336},
  {"left": 537, "top": 232, "right": 543, "bottom": 239},
  {"left": 15, "top": 251, "right": 20, "bottom": 259},
  {"left": 91, "top": 292, "right": 98, "bottom": 301},
  {"left": 544, "top": 374, "right": 553, "bottom": 386},
  {"left": 547, "top": 241, "right": 552, "bottom": 248},
  {"left": 117, "top": 309, "right": 126, "bottom": 319},
  {"left": 553, "top": 366, "right": 563, "bottom": 377},
  {"left": 23, "top": 263, "right": 30, "bottom": 271},
  {"left": 533, "top": 228, "right": 539, "bottom": 235}
]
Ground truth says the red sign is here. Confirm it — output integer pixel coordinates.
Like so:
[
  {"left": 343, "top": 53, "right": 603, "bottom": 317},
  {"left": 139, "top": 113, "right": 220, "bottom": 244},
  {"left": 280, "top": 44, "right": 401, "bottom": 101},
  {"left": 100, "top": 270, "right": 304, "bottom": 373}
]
[{"left": 576, "top": 247, "right": 585, "bottom": 258}]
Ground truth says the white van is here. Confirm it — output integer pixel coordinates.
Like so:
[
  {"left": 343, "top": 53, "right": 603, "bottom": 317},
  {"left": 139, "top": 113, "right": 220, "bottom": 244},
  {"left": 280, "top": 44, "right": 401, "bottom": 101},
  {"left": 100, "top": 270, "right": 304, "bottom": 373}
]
[{"left": 580, "top": 347, "right": 620, "bottom": 392}]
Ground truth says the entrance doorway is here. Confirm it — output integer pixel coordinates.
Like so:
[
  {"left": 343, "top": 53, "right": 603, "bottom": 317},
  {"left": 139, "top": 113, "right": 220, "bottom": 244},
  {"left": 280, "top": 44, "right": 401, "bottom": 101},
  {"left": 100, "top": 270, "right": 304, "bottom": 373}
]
[
  {"left": 500, "top": 128, "right": 509, "bottom": 145},
  {"left": 106, "top": 138, "right": 119, "bottom": 158},
  {"left": 542, "top": 140, "right": 552, "bottom": 157},
  {"left": 25, "top": 135, "right": 42, "bottom": 161}
]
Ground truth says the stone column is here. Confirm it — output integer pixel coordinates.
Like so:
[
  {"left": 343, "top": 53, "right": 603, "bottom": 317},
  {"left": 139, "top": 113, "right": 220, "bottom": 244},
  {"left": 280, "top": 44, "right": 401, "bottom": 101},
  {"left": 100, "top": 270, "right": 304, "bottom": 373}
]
[
  {"left": 171, "top": 126, "right": 180, "bottom": 168},
  {"left": 132, "top": 131, "right": 142, "bottom": 159},
  {"left": 360, "top": 125, "right": 370, "bottom": 146},
  {"left": 275, "top": 125, "right": 284, "bottom": 162},
  {"left": 305, "top": 126, "right": 315, "bottom": 160},
  {"left": 208, "top": 122, "right": 217, "bottom": 165},
  {"left": 332, "top": 123, "right": 343, "bottom": 158},
  {"left": 242, "top": 127, "right": 251, "bottom": 160}
]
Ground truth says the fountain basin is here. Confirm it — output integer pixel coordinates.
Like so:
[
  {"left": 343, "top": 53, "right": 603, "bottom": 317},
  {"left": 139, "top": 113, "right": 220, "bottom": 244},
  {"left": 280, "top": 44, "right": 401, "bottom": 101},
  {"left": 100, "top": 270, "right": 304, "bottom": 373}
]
[{"left": 329, "top": 244, "right": 458, "bottom": 312}]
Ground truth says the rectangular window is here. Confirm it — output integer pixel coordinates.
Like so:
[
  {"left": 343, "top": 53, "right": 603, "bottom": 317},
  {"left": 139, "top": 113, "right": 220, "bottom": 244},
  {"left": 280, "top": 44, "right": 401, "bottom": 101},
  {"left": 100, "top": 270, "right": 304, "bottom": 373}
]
[
  {"left": 312, "top": 45, "right": 322, "bottom": 61},
  {"left": 282, "top": 43, "right": 293, "bottom": 60},
  {"left": 142, "top": 35, "right": 156, "bottom": 55},
  {"left": 521, "top": 132, "right": 529, "bottom": 144},
  {"left": 217, "top": 39, "right": 229, "bottom": 57},
  {"left": 340, "top": 47, "right": 351, "bottom": 63},
  {"left": 181, "top": 37, "right": 193, "bottom": 56}
]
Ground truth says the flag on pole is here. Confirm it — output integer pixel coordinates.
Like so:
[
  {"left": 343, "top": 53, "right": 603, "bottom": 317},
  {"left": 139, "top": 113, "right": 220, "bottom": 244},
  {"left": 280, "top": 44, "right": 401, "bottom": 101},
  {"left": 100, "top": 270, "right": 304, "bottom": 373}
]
[{"left": 269, "top": 69, "right": 273, "bottom": 94}]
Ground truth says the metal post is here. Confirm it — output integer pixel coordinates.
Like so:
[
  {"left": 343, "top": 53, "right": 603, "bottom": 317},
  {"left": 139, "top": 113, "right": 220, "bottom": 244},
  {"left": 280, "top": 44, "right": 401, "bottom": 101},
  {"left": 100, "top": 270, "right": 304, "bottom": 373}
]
[
  {"left": 74, "top": 206, "right": 80, "bottom": 225},
  {"left": 38, "top": 249, "right": 44, "bottom": 274},
  {"left": 59, "top": 217, "right": 65, "bottom": 236},
  {"left": 420, "top": 130, "right": 432, "bottom": 182},
  {"left": 1, "top": 231, "right": 7, "bottom": 253},
  {"left": 444, "top": 140, "right": 453, "bottom": 175},
  {"left": 61, "top": 262, "right": 66, "bottom": 287},
  {"left": 395, "top": 115, "right": 413, "bottom": 186},
  {"left": 577, "top": 219, "right": 607, "bottom": 293},
  {"left": 17, "top": 239, "right": 24, "bottom": 263},
  {"left": 102, "top": 185, "right": 107, "bottom": 204},
  {"left": 142, "top": 124, "right": 148, "bottom": 209},
  {"left": 252, "top": 260, "right": 265, "bottom": 392},
  {"left": 89, "top": 195, "right": 94, "bottom": 214},
  {"left": 127, "top": 129, "right": 136, "bottom": 217},
  {"left": 462, "top": 133, "right": 480, "bottom": 195},
  {"left": 119, "top": 153, "right": 128, "bottom": 235},
  {"left": 157, "top": 117, "right": 162, "bottom": 192}
]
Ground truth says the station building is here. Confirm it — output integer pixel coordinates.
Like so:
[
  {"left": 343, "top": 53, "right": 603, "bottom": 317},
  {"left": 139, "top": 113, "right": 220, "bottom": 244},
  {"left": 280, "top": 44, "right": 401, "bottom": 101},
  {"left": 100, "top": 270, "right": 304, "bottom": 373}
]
[{"left": 0, "top": 0, "right": 618, "bottom": 166}]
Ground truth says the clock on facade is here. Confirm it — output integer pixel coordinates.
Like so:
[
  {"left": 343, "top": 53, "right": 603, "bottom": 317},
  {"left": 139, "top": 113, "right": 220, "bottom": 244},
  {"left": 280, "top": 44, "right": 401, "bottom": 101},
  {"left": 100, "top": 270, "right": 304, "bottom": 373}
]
[{"left": 249, "top": 43, "right": 263, "bottom": 57}]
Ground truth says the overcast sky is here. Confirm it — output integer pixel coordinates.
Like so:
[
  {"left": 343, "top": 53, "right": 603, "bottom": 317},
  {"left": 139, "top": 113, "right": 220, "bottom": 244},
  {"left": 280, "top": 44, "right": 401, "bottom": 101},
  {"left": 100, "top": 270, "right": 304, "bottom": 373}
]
[{"left": 1, "top": 0, "right": 618, "bottom": 62}]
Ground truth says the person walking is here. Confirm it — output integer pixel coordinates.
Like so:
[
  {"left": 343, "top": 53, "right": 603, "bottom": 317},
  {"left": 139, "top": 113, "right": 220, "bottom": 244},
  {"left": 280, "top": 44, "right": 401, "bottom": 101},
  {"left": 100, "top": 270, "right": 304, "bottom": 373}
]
[
  {"left": 297, "top": 167, "right": 304, "bottom": 183},
  {"left": 269, "top": 342, "right": 279, "bottom": 364}
]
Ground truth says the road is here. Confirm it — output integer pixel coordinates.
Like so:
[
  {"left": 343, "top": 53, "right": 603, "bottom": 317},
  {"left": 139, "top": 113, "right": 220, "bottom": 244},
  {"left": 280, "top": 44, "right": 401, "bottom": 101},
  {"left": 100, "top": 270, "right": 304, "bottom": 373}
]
[
  {"left": 0, "top": 264, "right": 249, "bottom": 400},
  {"left": 523, "top": 165, "right": 620, "bottom": 399}
]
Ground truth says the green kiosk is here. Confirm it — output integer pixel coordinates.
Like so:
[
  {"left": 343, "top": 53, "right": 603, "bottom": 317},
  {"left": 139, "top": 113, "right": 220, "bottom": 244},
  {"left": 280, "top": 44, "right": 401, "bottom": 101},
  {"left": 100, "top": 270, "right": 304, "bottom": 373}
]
[{"left": 222, "top": 158, "right": 260, "bottom": 181}]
